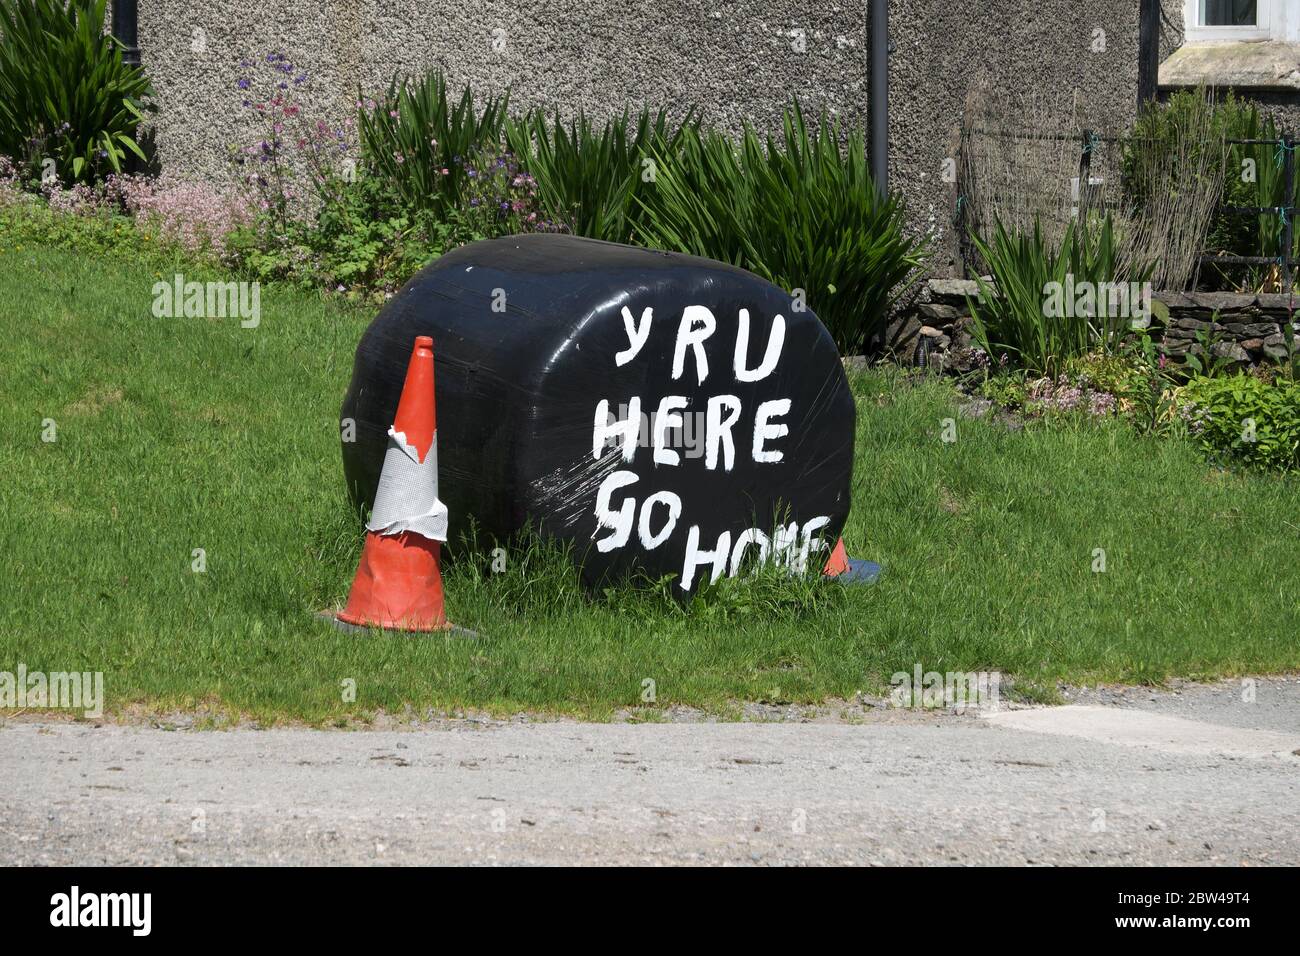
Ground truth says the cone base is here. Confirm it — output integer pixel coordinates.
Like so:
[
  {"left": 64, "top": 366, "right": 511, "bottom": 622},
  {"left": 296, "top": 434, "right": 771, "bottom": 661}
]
[
  {"left": 822, "top": 538, "right": 851, "bottom": 577},
  {"left": 338, "top": 531, "right": 451, "bottom": 632}
]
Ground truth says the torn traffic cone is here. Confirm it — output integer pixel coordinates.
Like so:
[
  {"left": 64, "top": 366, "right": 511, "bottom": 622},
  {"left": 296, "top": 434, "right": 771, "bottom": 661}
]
[
  {"left": 822, "top": 537, "right": 883, "bottom": 585},
  {"left": 338, "top": 335, "right": 452, "bottom": 631},
  {"left": 822, "top": 538, "right": 851, "bottom": 577}
]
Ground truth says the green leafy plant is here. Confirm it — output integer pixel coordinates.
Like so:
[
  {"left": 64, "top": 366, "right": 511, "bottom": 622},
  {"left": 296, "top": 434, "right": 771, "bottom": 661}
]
[
  {"left": 1119, "top": 89, "right": 1231, "bottom": 291},
  {"left": 1179, "top": 374, "right": 1300, "bottom": 472},
  {"left": 633, "top": 102, "right": 926, "bottom": 354},
  {"left": 1210, "top": 100, "right": 1298, "bottom": 292},
  {"left": 0, "top": 0, "right": 153, "bottom": 184},
  {"left": 1180, "top": 320, "right": 1241, "bottom": 379},
  {"left": 505, "top": 106, "right": 695, "bottom": 241},
  {"left": 355, "top": 71, "right": 508, "bottom": 220},
  {"left": 1124, "top": 91, "right": 1298, "bottom": 294},
  {"left": 967, "top": 216, "right": 1153, "bottom": 376}
]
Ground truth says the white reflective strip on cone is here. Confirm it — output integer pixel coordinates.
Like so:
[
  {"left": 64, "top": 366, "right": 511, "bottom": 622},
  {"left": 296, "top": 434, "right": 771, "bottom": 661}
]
[{"left": 366, "top": 427, "right": 449, "bottom": 541}]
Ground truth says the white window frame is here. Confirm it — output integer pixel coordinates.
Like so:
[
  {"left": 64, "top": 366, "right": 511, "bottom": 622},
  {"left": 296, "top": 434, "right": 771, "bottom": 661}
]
[{"left": 1183, "top": 1, "right": 1299, "bottom": 42}]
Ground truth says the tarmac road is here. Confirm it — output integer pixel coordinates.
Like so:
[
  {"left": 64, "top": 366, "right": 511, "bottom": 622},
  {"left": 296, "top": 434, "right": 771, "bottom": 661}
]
[{"left": 3, "top": 678, "right": 1298, "bottom": 866}]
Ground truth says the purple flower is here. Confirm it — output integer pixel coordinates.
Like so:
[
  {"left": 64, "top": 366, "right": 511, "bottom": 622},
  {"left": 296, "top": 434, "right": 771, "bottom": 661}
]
[{"left": 237, "top": 78, "right": 250, "bottom": 90}]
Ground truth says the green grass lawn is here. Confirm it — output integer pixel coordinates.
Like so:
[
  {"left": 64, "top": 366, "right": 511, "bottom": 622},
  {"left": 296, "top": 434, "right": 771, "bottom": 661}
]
[{"left": 2, "top": 244, "right": 1298, "bottom": 723}]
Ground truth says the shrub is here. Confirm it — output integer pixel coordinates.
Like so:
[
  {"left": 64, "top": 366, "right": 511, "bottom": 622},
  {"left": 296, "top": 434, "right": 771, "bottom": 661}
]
[
  {"left": 633, "top": 102, "right": 926, "bottom": 354},
  {"left": 504, "top": 106, "right": 695, "bottom": 241},
  {"left": 1122, "top": 90, "right": 1298, "bottom": 293},
  {"left": 224, "top": 143, "right": 555, "bottom": 294},
  {"left": 106, "top": 175, "right": 253, "bottom": 255},
  {"left": 1179, "top": 374, "right": 1300, "bottom": 472},
  {"left": 1213, "top": 104, "right": 1298, "bottom": 292},
  {"left": 0, "top": 0, "right": 153, "bottom": 184},
  {"left": 356, "top": 71, "right": 508, "bottom": 220},
  {"left": 0, "top": 184, "right": 164, "bottom": 263},
  {"left": 228, "top": 52, "right": 357, "bottom": 231},
  {"left": 967, "top": 216, "right": 1154, "bottom": 376}
]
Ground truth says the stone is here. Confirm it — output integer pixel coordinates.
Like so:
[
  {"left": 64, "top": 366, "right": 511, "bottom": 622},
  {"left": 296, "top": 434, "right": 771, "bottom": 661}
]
[
  {"left": 1211, "top": 341, "right": 1250, "bottom": 364},
  {"left": 1155, "top": 291, "right": 1197, "bottom": 310},
  {"left": 1223, "top": 322, "right": 1278, "bottom": 337},
  {"left": 1190, "top": 292, "right": 1255, "bottom": 312},
  {"left": 1160, "top": 40, "right": 1300, "bottom": 93},
  {"left": 927, "top": 278, "right": 982, "bottom": 300},
  {"left": 918, "top": 302, "right": 960, "bottom": 322},
  {"left": 884, "top": 313, "right": 922, "bottom": 352},
  {"left": 1254, "top": 294, "right": 1297, "bottom": 311},
  {"left": 958, "top": 398, "right": 994, "bottom": 419}
]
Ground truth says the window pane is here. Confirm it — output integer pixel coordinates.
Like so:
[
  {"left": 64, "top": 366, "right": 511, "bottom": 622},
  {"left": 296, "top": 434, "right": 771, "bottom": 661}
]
[{"left": 1200, "top": 0, "right": 1257, "bottom": 25}]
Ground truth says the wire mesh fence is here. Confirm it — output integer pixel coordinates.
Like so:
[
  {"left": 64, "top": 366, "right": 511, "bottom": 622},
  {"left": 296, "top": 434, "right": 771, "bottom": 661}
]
[
  {"left": 955, "top": 93, "right": 1297, "bottom": 295},
  {"left": 1203, "top": 135, "right": 1297, "bottom": 293}
]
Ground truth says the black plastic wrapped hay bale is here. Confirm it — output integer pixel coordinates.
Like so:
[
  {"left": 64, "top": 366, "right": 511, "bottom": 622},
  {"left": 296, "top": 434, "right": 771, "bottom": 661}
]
[{"left": 341, "top": 234, "right": 855, "bottom": 592}]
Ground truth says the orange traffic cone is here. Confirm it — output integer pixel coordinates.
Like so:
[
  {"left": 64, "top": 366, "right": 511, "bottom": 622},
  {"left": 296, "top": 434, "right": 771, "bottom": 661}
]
[
  {"left": 337, "top": 335, "right": 453, "bottom": 632},
  {"left": 822, "top": 538, "right": 851, "bottom": 577}
]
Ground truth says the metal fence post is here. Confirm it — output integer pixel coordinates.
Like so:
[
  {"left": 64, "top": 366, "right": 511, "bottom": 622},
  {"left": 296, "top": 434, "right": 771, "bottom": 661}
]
[
  {"left": 1078, "top": 129, "right": 1093, "bottom": 222},
  {"left": 1283, "top": 132, "right": 1295, "bottom": 294}
]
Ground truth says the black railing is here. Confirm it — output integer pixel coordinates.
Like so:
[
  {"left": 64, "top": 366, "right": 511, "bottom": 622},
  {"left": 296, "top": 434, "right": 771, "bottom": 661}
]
[
  {"left": 957, "top": 126, "right": 1298, "bottom": 299},
  {"left": 1201, "top": 135, "right": 1297, "bottom": 293},
  {"left": 955, "top": 127, "right": 1125, "bottom": 275}
]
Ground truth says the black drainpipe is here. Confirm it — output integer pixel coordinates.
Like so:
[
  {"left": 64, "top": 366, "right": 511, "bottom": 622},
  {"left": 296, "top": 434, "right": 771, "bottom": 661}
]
[
  {"left": 869, "top": 0, "right": 889, "bottom": 196},
  {"left": 111, "top": 0, "right": 140, "bottom": 67},
  {"left": 1137, "top": 0, "right": 1160, "bottom": 109}
]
